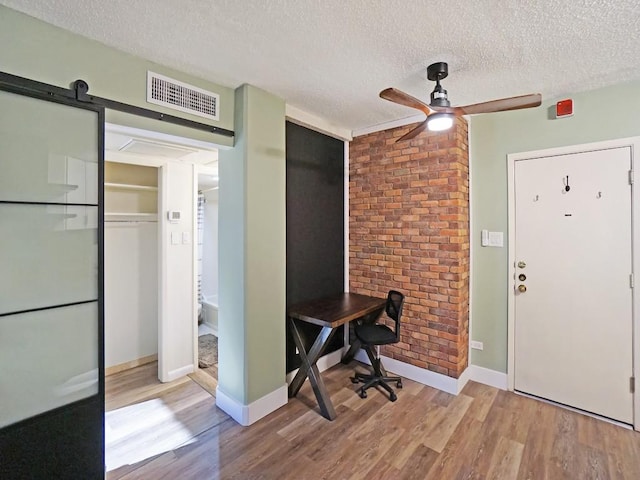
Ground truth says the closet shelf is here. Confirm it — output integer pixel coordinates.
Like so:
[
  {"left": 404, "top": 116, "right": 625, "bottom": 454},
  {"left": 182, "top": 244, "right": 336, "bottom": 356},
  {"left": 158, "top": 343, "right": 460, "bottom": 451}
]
[
  {"left": 105, "top": 212, "right": 157, "bottom": 222},
  {"left": 104, "top": 182, "right": 158, "bottom": 192}
]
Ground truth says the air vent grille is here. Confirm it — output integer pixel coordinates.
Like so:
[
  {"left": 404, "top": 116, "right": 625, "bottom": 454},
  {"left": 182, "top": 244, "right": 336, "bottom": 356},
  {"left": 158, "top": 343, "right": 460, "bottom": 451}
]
[{"left": 147, "top": 71, "right": 219, "bottom": 120}]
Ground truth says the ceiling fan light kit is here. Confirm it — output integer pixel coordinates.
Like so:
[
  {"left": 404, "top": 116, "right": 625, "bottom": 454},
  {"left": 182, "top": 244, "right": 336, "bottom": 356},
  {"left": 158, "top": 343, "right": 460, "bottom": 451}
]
[
  {"left": 426, "top": 112, "right": 454, "bottom": 132},
  {"left": 380, "top": 62, "right": 542, "bottom": 142}
]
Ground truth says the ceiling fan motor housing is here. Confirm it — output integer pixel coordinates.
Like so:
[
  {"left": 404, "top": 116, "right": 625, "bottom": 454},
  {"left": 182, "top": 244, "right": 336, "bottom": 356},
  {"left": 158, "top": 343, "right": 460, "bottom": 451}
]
[
  {"left": 430, "top": 85, "right": 450, "bottom": 107},
  {"left": 427, "top": 62, "right": 451, "bottom": 107}
]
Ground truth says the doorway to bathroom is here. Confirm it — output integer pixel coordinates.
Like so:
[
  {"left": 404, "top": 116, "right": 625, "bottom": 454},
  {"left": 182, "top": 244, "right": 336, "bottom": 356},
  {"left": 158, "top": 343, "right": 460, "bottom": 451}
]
[{"left": 193, "top": 169, "right": 220, "bottom": 393}]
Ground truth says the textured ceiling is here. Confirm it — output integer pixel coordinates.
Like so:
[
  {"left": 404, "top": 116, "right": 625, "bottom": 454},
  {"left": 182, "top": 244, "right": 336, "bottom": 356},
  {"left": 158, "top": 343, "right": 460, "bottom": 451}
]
[{"left": 3, "top": 0, "right": 640, "bottom": 133}]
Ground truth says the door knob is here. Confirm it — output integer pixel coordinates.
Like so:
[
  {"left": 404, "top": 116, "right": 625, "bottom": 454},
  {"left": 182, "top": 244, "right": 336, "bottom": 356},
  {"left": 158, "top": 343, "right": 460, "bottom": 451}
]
[
  {"left": 518, "top": 284, "right": 527, "bottom": 293},
  {"left": 517, "top": 261, "right": 526, "bottom": 269}
]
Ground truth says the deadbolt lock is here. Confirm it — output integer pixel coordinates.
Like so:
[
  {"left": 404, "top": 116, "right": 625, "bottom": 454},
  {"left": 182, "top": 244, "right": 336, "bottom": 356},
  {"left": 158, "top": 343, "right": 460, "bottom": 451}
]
[
  {"left": 518, "top": 274, "right": 526, "bottom": 281},
  {"left": 517, "top": 261, "right": 526, "bottom": 269},
  {"left": 518, "top": 284, "right": 527, "bottom": 293}
]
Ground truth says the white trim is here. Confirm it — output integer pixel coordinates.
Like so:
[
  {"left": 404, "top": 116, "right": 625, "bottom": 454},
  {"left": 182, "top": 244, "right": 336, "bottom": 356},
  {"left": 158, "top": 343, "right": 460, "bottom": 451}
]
[
  {"left": 286, "top": 349, "right": 344, "bottom": 384},
  {"left": 467, "top": 117, "right": 475, "bottom": 372},
  {"left": 285, "top": 105, "right": 352, "bottom": 141},
  {"left": 158, "top": 164, "right": 169, "bottom": 382},
  {"left": 215, "top": 385, "right": 288, "bottom": 426},
  {"left": 163, "top": 364, "right": 194, "bottom": 382},
  {"left": 105, "top": 122, "right": 223, "bottom": 151},
  {"left": 351, "top": 114, "right": 424, "bottom": 138},
  {"left": 353, "top": 350, "right": 509, "bottom": 394},
  {"left": 344, "top": 140, "right": 350, "bottom": 293},
  {"left": 457, "top": 365, "right": 472, "bottom": 392},
  {"left": 467, "top": 365, "right": 508, "bottom": 390},
  {"left": 343, "top": 139, "right": 350, "bottom": 346},
  {"left": 507, "top": 136, "right": 640, "bottom": 431},
  {"left": 380, "top": 356, "right": 461, "bottom": 395},
  {"left": 506, "top": 149, "right": 516, "bottom": 391},
  {"left": 192, "top": 166, "right": 199, "bottom": 369},
  {"left": 354, "top": 350, "right": 464, "bottom": 395}
]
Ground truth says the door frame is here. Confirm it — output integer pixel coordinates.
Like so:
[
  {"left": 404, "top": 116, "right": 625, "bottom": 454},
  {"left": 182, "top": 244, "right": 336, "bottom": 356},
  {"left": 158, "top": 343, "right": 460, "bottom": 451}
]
[
  {"left": 507, "top": 136, "right": 640, "bottom": 430},
  {"left": 104, "top": 123, "right": 221, "bottom": 382}
]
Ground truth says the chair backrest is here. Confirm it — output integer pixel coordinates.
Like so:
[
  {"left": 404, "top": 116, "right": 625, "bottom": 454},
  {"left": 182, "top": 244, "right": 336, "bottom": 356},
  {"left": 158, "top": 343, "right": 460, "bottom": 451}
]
[{"left": 385, "top": 290, "right": 405, "bottom": 341}]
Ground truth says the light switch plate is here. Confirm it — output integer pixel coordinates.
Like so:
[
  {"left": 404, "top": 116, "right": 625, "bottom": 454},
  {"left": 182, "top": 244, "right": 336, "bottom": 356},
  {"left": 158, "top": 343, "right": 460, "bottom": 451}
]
[
  {"left": 171, "top": 232, "right": 180, "bottom": 245},
  {"left": 182, "top": 231, "right": 191, "bottom": 244},
  {"left": 488, "top": 231, "right": 503, "bottom": 247}
]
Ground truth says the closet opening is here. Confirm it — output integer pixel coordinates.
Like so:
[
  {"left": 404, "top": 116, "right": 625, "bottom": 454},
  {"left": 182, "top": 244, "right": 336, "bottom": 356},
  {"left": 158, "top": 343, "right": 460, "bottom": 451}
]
[{"left": 103, "top": 124, "right": 221, "bottom": 471}]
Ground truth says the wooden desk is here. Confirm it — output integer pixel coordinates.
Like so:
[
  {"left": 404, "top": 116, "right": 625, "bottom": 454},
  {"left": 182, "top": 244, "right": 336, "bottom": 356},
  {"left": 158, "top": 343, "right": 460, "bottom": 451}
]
[{"left": 287, "top": 292, "right": 386, "bottom": 420}]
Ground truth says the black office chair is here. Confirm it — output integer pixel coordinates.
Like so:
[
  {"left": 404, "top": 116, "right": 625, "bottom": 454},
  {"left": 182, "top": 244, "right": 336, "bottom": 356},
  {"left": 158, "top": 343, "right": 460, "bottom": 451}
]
[{"left": 351, "top": 290, "right": 405, "bottom": 402}]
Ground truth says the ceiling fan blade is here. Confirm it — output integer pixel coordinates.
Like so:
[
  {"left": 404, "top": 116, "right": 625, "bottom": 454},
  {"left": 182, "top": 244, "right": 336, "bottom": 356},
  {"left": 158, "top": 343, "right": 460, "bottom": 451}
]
[
  {"left": 452, "top": 93, "right": 542, "bottom": 115},
  {"left": 380, "top": 88, "right": 434, "bottom": 115},
  {"left": 396, "top": 120, "right": 429, "bottom": 142}
]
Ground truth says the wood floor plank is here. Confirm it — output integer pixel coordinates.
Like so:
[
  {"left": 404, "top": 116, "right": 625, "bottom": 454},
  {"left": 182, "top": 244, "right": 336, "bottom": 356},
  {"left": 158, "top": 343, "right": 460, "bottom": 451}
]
[
  {"left": 576, "top": 445, "right": 611, "bottom": 480},
  {"left": 423, "top": 406, "right": 488, "bottom": 480},
  {"left": 398, "top": 444, "right": 440, "bottom": 480},
  {"left": 548, "top": 410, "right": 581, "bottom": 480},
  {"left": 464, "top": 381, "right": 499, "bottom": 422},
  {"left": 105, "top": 361, "right": 640, "bottom": 480},
  {"left": 485, "top": 436, "right": 525, "bottom": 480},
  {"left": 604, "top": 421, "right": 640, "bottom": 480},
  {"left": 188, "top": 367, "right": 218, "bottom": 397},
  {"left": 422, "top": 393, "right": 474, "bottom": 453}
]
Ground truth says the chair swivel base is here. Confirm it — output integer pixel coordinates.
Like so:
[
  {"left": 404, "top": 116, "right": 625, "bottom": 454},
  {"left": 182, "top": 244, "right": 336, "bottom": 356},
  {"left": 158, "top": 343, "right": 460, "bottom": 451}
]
[{"left": 351, "top": 366, "right": 402, "bottom": 402}]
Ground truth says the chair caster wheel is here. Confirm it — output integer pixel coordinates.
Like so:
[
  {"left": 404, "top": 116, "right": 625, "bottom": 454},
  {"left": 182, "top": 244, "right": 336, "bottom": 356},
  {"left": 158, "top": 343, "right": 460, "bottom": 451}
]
[
  {"left": 359, "top": 389, "right": 367, "bottom": 399},
  {"left": 397, "top": 380, "right": 403, "bottom": 388},
  {"left": 390, "top": 393, "right": 397, "bottom": 402},
  {"left": 351, "top": 377, "right": 359, "bottom": 384}
]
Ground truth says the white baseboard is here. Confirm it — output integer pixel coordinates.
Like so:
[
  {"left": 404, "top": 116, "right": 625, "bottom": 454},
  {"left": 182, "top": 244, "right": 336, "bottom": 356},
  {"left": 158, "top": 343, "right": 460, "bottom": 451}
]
[
  {"left": 105, "top": 353, "right": 158, "bottom": 377},
  {"left": 286, "top": 348, "right": 344, "bottom": 384},
  {"left": 457, "top": 364, "right": 472, "bottom": 393},
  {"left": 353, "top": 350, "right": 506, "bottom": 394},
  {"left": 216, "top": 384, "right": 288, "bottom": 426},
  {"left": 163, "top": 364, "right": 194, "bottom": 382},
  {"left": 466, "top": 365, "right": 508, "bottom": 390}
]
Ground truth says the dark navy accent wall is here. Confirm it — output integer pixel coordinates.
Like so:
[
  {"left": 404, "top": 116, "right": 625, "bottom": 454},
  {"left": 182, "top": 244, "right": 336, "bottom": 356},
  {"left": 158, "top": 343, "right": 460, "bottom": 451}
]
[{"left": 286, "top": 122, "right": 345, "bottom": 372}]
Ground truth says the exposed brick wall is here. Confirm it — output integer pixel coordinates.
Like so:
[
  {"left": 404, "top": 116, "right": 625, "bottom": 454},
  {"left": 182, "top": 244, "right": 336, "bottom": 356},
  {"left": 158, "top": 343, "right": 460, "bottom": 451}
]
[{"left": 349, "top": 118, "right": 470, "bottom": 378}]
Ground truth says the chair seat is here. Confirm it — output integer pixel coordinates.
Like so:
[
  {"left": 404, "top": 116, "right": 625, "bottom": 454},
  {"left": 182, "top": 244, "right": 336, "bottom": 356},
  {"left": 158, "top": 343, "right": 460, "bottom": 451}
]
[{"left": 355, "top": 323, "right": 396, "bottom": 345}]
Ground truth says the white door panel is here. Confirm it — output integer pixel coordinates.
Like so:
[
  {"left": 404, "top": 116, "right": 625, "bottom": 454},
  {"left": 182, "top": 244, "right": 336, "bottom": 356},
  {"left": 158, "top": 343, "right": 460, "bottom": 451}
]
[{"left": 514, "top": 147, "right": 633, "bottom": 423}]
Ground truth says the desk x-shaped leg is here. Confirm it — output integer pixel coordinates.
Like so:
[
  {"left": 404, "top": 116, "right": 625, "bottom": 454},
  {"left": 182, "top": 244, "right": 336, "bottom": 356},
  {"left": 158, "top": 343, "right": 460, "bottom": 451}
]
[{"left": 288, "top": 318, "right": 338, "bottom": 420}]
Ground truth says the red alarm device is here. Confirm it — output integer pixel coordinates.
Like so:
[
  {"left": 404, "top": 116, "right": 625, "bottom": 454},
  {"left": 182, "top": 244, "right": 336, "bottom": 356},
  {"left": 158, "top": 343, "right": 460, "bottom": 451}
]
[{"left": 556, "top": 99, "right": 573, "bottom": 118}]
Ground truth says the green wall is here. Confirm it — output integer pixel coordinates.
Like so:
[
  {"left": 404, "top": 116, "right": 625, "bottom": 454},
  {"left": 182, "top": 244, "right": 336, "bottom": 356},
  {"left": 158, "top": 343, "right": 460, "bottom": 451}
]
[
  {"left": 1, "top": 5, "right": 288, "bottom": 408},
  {"left": 470, "top": 79, "right": 640, "bottom": 372},
  {"left": 218, "top": 84, "right": 286, "bottom": 404},
  {"left": 0, "top": 5, "right": 234, "bottom": 147}
]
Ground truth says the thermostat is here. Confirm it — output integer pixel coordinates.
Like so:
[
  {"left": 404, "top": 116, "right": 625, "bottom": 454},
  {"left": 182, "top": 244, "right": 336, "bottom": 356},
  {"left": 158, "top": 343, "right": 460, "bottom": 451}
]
[{"left": 167, "top": 210, "right": 181, "bottom": 223}]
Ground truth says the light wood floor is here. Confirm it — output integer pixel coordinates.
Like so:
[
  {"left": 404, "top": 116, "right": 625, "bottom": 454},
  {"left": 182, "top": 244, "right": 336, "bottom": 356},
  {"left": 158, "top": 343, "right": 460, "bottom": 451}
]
[
  {"left": 105, "top": 362, "right": 640, "bottom": 479},
  {"left": 188, "top": 363, "right": 218, "bottom": 397}
]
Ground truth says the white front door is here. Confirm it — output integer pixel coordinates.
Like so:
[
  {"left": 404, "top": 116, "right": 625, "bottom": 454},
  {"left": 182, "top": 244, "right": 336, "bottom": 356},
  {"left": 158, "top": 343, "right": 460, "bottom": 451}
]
[{"left": 513, "top": 146, "right": 634, "bottom": 424}]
